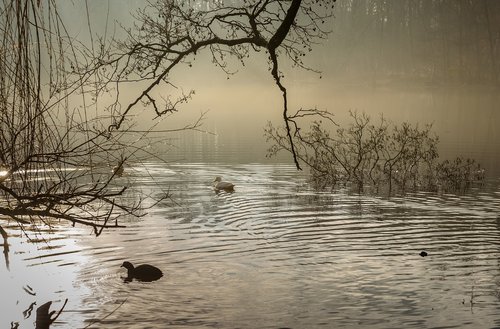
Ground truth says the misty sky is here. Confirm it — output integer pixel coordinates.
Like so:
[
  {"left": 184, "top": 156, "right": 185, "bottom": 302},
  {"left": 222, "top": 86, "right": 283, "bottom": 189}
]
[{"left": 53, "top": 1, "right": 500, "bottom": 170}]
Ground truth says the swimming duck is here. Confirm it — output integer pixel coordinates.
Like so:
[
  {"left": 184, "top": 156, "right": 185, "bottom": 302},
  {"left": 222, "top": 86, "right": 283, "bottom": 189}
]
[
  {"left": 121, "top": 261, "right": 163, "bottom": 282},
  {"left": 213, "top": 176, "right": 234, "bottom": 192}
]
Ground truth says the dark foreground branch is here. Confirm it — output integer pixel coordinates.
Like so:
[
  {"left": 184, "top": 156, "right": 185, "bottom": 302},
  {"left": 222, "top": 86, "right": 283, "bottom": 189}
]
[
  {"left": 0, "top": 225, "right": 10, "bottom": 269},
  {"left": 35, "top": 299, "right": 68, "bottom": 329}
]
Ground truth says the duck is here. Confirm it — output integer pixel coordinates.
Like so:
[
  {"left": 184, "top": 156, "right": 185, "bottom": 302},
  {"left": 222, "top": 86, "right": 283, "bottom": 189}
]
[
  {"left": 121, "top": 261, "right": 163, "bottom": 282},
  {"left": 213, "top": 176, "right": 234, "bottom": 192},
  {"left": 419, "top": 251, "right": 428, "bottom": 257}
]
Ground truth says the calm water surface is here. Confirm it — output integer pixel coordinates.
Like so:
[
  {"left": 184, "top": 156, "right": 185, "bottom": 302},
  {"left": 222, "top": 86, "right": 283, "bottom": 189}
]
[{"left": 2, "top": 162, "right": 500, "bottom": 329}]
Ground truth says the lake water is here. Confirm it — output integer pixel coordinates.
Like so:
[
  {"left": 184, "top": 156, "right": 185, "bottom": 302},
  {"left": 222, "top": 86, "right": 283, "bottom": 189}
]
[
  {"left": 2, "top": 160, "right": 500, "bottom": 329},
  {"left": 1, "top": 87, "right": 500, "bottom": 328}
]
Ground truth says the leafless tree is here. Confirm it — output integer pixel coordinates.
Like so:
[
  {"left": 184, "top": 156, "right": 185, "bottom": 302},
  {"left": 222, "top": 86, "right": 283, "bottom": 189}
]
[
  {"left": 78, "top": 0, "right": 337, "bottom": 170},
  {"left": 0, "top": 0, "right": 183, "bottom": 264},
  {"left": 266, "top": 110, "right": 484, "bottom": 193},
  {"left": 0, "top": 0, "right": 338, "bottom": 264}
]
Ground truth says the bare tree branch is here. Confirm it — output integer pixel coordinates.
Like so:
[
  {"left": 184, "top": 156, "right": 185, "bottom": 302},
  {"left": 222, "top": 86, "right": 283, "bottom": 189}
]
[
  {"left": 0, "top": 0, "right": 171, "bottom": 241},
  {"left": 79, "top": 0, "right": 336, "bottom": 169}
]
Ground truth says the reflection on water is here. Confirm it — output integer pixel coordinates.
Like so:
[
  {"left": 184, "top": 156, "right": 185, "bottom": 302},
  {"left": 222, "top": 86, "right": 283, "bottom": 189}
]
[{"left": 1, "top": 163, "right": 500, "bottom": 328}]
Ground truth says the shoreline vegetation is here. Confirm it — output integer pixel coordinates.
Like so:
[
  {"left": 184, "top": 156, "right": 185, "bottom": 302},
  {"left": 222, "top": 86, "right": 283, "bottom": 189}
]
[{"left": 266, "top": 110, "right": 485, "bottom": 194}]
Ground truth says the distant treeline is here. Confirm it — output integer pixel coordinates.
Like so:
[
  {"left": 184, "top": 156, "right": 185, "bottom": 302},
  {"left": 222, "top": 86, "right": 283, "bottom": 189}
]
[{"left": 330, "top": 0, "right": 500, "bottom": 85}]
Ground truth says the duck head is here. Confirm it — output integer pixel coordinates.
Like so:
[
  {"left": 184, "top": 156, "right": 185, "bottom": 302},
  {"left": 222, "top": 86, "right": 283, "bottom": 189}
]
[{"left": 121, "top": 261, "right": 134, "bottom": 271}]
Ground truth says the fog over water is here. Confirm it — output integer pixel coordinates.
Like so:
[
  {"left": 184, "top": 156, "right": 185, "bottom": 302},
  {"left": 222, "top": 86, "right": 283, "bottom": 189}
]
[
  {"left": 57, "top": 1, "right": 500, "bottom": 174},
  {"left": 2, "top": 1, "right": 500, "bottom": 328}
]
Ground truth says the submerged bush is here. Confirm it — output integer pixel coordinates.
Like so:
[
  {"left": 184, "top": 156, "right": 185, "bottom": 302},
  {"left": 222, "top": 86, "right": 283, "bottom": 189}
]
[{"left": 265, "top": 110, "right": 484, "bottom": 193}]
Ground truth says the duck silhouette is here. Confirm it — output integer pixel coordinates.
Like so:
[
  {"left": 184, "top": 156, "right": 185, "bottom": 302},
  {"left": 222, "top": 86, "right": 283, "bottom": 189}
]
[
  {"left": 213, "top": 176, "right": 234, "bottom": 192},
  {"left": 121, "top": 261, "right": 163, "bottom": 282}
]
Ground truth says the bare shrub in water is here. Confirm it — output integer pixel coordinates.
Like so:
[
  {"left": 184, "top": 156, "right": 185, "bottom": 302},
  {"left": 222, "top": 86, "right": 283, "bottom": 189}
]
[
  {"left": 434, "top": 157, "right": 485, "bottom": 191},
  {"left": 265, "top": 110, "right": 484, "bottom": 193}
]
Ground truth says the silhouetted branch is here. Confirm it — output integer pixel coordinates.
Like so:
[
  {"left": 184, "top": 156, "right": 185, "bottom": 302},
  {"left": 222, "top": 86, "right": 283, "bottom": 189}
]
[
  {"left": 0, "top": 225, "right": 9, "bottom": 269},
  {"left": 0, "top": 0, "right": 171, "bottom": 249},
  {"left": 35, "top": 299, "right": 68, "bottom": 329},
  {"left": 82, "top": 298, "right": 128, "bottom": 329},
  {"left": 79, "top": 0, "right": 336, "bottom": 170},
  {"left": 266, "top": 109, "right": 484, "bottom": 193}
]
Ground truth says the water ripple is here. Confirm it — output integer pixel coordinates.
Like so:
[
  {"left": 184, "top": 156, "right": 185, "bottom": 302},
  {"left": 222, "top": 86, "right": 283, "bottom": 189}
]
[{"left": 3, "top": 163, "right": 500, "bottom": 328}]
